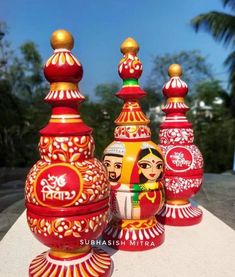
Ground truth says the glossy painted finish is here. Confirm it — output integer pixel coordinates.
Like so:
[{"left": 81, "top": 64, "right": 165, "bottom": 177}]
[
  {"left": 157, "top": 64, "right": 203, "bottom": 226},
  {"left": 102, "top": 38, "right": 165, "bottom": 251},
  {"left": 25, "top": 29, "right": 112, "bottom": 276}
]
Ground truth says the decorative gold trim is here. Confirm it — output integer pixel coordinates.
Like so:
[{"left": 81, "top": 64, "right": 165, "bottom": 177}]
[
  {"left": 115, "top": 121, "right": 149, "bottom": 126},
  {"left": 167, "top": 97, "right": 184, "bottom": 103},
  {"left": 50, "top": 29, "right": 74, "bottom": 50},
  {"left": 120, "top": 37, "right": 139, "bottom": 54},
  {"left": 50, "top": 246, "right": 91, "bottom": 258},
  {"left": 49, "top": 118, "right": 82, "bottom": 123},
  {"left": 115, "top": 111, "right": 149, "bottom": 125},
  {"left": 167, "top": 199, "right": 189, "bottom": 205},
  {"left": 168, "top": 64, "right": 182, "bottom": 77},
  {"left": 122, "top": 84, "right": 140, "bottom": 88},
  {"left": 50, "top": 82, "right": 78, "bottom": 91},
  {"left": 51, "top": 114, "right": 80, "bottom": 119},
  {"left": 119, "top": 217, "right": 157, "bottom": 230}
]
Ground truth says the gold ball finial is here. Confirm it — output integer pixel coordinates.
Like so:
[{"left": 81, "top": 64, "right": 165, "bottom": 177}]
[
  {"left": 50, "top": 29, "right": 74, "bottom": 50},
  {"left": 168, "top": 64, "right": 182, "bottom": 77},
  {"left": 120, "top": 37, "right": 139, "bottom": 54}
]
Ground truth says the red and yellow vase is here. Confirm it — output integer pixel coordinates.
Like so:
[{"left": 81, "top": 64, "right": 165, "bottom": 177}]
[
  {"left": 157, "top": 64, "right": 203, "bottom": 226},
  {"left": 25, "top": 30, "right": 112, "bottom": 277},
  {"left": 102, "top": 38, "right": 165, "bottom": 251}
]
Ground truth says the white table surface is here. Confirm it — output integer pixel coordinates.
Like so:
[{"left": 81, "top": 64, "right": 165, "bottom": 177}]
[{"left": 0, "top": 207, "right": 235, "bottom": 277}]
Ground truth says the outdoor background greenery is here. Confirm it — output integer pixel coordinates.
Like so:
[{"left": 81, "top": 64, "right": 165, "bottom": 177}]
[{"left": 0, "top": 0, "right": 235, "bottom": 173}]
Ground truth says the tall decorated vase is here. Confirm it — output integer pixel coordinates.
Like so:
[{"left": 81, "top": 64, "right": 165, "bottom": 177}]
[
  {"left": 157, "top": 64, "right": 204, "bottom": 226},
  {"left": 102, "top": 38, "right": 165, "bottom": 251},
  {"left": 25, "top": 30, "right": 112, "bottom": 277}
]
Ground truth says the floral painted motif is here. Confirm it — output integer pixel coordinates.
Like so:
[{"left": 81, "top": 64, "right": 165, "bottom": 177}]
[
  {"left": 159, "top": 128, "right": 194, "bottom": 145},
  {"left": 165, "top": 177, "right": 202, "bottom": 194},
  {"left": 28, "top": 211, "right": 109, "bottom": 239},
  {"left": 39, "top": 135, "right": 95, "bottom": 163},
  {"left": 118, "top": 53, "right": 142, "bottom": 79},
  {"left": 114, "top": 125, "right": 151, "bottom": 140}
]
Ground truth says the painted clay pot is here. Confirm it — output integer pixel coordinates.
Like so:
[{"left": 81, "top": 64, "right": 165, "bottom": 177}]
[
  {"left": 102, "top": 38, "right": 165, "bottom": 251},
  {"left": 157, "top": 64, "right": 203, "bottom": 226},
  {"left": 25, "top": 29, "right": 112, "bottom": 277}
]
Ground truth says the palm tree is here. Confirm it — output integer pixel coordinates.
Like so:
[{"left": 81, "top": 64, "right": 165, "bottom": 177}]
[{"left": 191, "top": 0, "right": 235, "bottom": 115}]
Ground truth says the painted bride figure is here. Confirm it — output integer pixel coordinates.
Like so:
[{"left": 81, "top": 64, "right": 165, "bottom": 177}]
[{"left": 131, "top": 146, "right": 164, "bottom": 218}]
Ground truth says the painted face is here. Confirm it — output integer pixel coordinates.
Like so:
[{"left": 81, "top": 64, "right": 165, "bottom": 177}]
[
  {"left": 138, "top": 154, "right": 163, "bottom": 182},
  {"left": 103, "top": 155, "right": 123, "bottom": 182}
]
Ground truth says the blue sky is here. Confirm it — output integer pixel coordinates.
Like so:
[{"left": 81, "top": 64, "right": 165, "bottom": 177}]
[{"left": 0, "top": 0, "right": 232, "bottom": 98}]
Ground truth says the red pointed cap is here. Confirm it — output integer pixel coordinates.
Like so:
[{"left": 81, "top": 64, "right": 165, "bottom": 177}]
[
  {"left": 162, "top": 64, "right": 188, "bottom": 98},
  {"left": 44, "top": 29, "right": 83, "bottom": 83}
]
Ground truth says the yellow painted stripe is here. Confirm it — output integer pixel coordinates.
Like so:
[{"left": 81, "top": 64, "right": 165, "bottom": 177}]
[
  {"left": 52, "top": 54, "right": 59, "bottom": 65},
  {"left": 73, "top": 265, "right": 81, "bottom": 277},
  {"left": 93, "top": 254, "right": 111, "bottom": 266},
  {"left": 65, "top": 266, "right": 72, "bottom": 277},
  {"left": 92, "top": 256, "right": 109, "bottom": 269},
  {"left": 46, "top": 55, "right": 54, "bottom": 67},
  {"left": 31, "top": 260, "right": 47, "bottom": 274},
  {"left": 33, "top": 261, "right": 48, "bottom": 277},
  {"left": 58, "top": 267, "right": 65, "bottom": 277},
  {"left": 49, "top": 266, "right": 58, "bottom": 277},
  {"left": 49, "top": 118, "right": 82, "bottom": 123},
  {"left": 122, "top": 84, "right": 140, "bottom": 87},
  {"left": 30, "top": 257, "right": 44, "bottom": 267},
  {"left": 98, "top": 252, "right": 111, "bottom": 259},
  {"left": 51, "top": 114, "right": 80, "bottom": 119},
  {"left": 42, "top": 264, "right": 53, "bottom": 277},
  {"left": 30, "top": 259, "right": 46, "bottom": 271},
  {"left": 89, "top": 257, "right": 105, "bottom": 274},
  {"left": 84, "top": 261, "right": 99, "bottom": 277},
  {"left": 50, "top": 82, "right": 78, "bottom": 91},
  {"left": 31, "top": 253, "right": 44, "bottom": 264},
  {"left": 167, "top": 97, "right": 184, "bottom": 103},
  {"left": 79, "top": 264, "right": 89, "bottom": 277}
]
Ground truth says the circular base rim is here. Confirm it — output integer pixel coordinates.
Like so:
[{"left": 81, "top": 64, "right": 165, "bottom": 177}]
[
  {"left": 29, "top": 248, "right": 112, "bottom": 277},
  {"left": 103, "top": 220, "right": 165, "bottom": 251},
  {"left": 157, "top": 203, "right": 203, "bottom": 226}
]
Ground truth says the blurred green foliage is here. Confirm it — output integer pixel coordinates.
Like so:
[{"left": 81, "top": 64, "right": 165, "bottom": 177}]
[
  {"left": 188, "top": 80, "right": 235, "bottom": 172},
  {"left": 148, "top": 50, "right": 213, "bottom": 95},
  {"left": 191, "top": 0, "right": 235, "bottom": 116},
  {"left": 0, "top": 30, "right": 49, "bottom": 166},
  {"left": 0, "top": 27, "right": 234, "bottom": 172}
]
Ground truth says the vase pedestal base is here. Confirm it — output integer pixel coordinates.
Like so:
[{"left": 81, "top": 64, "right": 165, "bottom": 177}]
[
  {"left": 29, "top": 247, "right": 112, "bottom": 277},
  {"left": 103, "top": 217, "right": 164, "bottom": 251},
  {"left": 157, "top": 203, "right": 203, "bottom": 226}
]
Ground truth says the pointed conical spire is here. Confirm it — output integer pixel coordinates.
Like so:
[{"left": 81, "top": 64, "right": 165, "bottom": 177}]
[
  {"left": 102, "top": 38, "right": 165, "bottom": 251},
  {"left": 25, "top": 30, "right": 112, "bottom": 276},
  {"left": 163, "top": 64, "right": 188, "bottom": 99},
  {"left": 41, "top": 29, "right": 91, "bottom": 136},
  {"left": 160, "top": 64, "right": 191, "bottom": 130},
  {"left": 157, "top": 64, "right": 203, "bottom": 226},
  {"left": 114, "top": 38, "right": 150, "bottom": 136},
  {"left": 116, "top": 37, "right": 146, "bottom": 100},
  {"left": 44, "top": 29, "right": 84, "bottom": 101}
]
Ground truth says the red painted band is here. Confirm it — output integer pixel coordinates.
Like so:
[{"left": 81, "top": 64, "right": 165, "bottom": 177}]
[
  {"left": 26, "top": 197, "right": 109, "bottom": 217},
  {"left": 165, "top": 168, "right": 203, "bottom": 176},
  {"left": 48, "top": 250, "right": 91, "bottom": 261}
]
